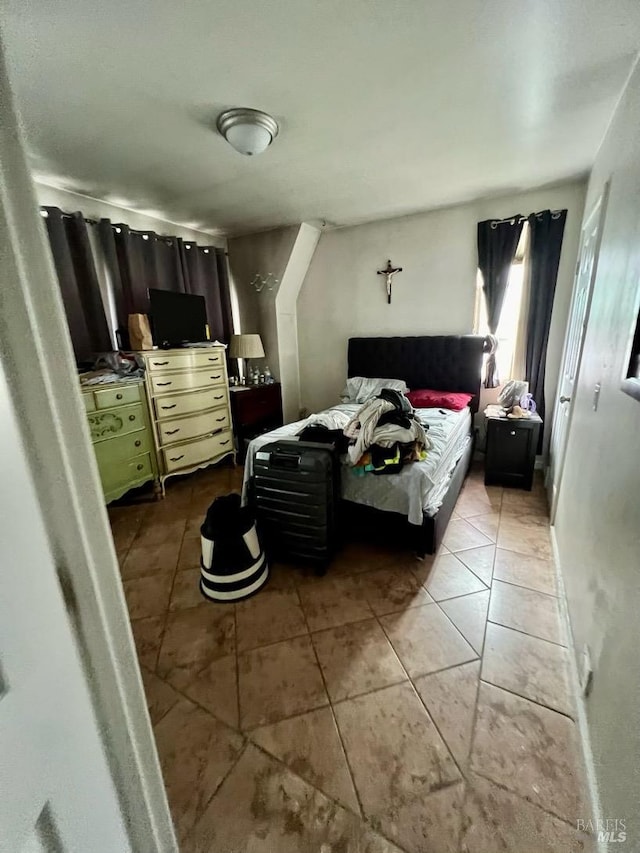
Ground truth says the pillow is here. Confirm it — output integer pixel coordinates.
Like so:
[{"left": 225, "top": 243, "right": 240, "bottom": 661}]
[
  {"left": 341, "top": 376, "right": 408, "bottom": 404},
  {"left": 406, "top": 389, "right": 473, "bottom": 411}
]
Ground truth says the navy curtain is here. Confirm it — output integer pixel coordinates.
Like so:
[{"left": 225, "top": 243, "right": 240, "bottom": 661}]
[
  {"left": 99, "top": 220, "right": 233, "bottom": 347},
  {"left": 180, "top": 242, "right": 233, "bottom": 344},
  {"left": 46, "top": 209, "right": 234, "bottom": 351},
  {"left": 98, "top": 220, "right": 187, "bottom": 345},
  {"left": 214, "top": 248, "right": 234, "bottom": 344},
  {"left": 526, "top": 209, "right": 567, "bottom": 438},
  {"left": 43, "top": 207, "right": 112, "bottom": 361},
  {"left": 477, "top": 217, "right": 524, "bottom": 387}
]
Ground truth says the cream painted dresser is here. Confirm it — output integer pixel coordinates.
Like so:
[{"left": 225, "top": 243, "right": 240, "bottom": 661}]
[{"left": 139, "top": 346, "right": 235, "bottom": 491}]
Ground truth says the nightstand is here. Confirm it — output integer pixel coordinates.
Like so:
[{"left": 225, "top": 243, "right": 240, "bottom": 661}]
[
  {"left": 484, "top": 412, "right": 542, "bottom": 490},
  {"left": 230, "top": 383, "right": 283, "bottom": 461}
]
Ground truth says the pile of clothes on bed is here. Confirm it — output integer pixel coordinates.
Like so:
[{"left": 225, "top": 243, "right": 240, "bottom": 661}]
[{"left": 298, "top": 388, "right": 431, "bottom": 475}]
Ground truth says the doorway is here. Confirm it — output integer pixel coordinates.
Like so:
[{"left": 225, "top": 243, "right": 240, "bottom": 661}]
[
  {"left": 0, "top": 39, "right": 175, "bottom": 851},
  {"left": 548, "top": 184, "right": 609, "bottom": 520}
]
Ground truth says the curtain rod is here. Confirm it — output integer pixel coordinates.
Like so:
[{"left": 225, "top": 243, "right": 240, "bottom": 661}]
[
  {"left": 39, "top": 206, "right": 224, "bottom": 250},
  {"left": 490, "top": 209, "right": 565, "bottom": 226},
  {"left": 39, "top": 207, "right": 98, "bottom": 226}
]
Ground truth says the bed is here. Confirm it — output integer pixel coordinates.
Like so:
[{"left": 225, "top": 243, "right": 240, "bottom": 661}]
[{"left": 242, "top": 334, "right": 487, "bottom": 556}]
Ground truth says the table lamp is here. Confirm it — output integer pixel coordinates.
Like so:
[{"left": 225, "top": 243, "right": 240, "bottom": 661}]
[{"left": 229, "top": 334, "right": 265, "bottom": 384}]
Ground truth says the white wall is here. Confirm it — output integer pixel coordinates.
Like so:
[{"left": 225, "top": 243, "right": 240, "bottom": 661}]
[
  {"left": 297, "top": 182, "right": 586, "bottom": 450},
  {"left": 35, "top": 182, "right": 227, "bottom": 247},
  {"left": 553, "top": 58, "right": 640, "bottom": 842}
]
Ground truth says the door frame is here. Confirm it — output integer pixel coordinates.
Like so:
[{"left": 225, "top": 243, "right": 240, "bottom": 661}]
[
  {"left": 548, "top": 182, "right": 609, "bottom": 523},
  {"left": 0, "top": 42, "right": 176, "bottom": 852}
]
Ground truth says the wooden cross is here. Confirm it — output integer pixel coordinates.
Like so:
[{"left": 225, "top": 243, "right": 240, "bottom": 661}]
[{"left": 377, "top": 259, "right": 403, "bottom": 304}]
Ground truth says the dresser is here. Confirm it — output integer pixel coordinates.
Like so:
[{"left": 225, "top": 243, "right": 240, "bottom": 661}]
[
  {"left": 82, "top": 379, "right": 159, "bottom": 504},
  {"left": 139, "top": 346, "right": 235, "bottom": 491}
]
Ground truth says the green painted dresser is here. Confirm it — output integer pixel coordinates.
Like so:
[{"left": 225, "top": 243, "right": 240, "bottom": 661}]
[{"left": 82, "top": 379, "right": 160, "bottom": 503}]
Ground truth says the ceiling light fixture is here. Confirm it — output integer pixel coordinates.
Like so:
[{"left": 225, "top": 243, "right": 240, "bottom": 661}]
[{"left": 216, "top": 107, "right": 279, "bottom": 156}]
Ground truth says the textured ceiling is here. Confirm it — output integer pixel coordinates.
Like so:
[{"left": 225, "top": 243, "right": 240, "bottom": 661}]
[{"left": 3, "top": 0, "right": 640, "bottom": 235}]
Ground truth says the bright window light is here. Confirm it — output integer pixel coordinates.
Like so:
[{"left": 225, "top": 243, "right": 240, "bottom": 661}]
[{"left": 475, "top": 261, "right": 526, "bottom": 382}]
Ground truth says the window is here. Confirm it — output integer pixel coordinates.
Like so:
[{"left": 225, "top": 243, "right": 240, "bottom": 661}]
[{"left": 474, "top": 223, "right": 528, "bottom": 383}]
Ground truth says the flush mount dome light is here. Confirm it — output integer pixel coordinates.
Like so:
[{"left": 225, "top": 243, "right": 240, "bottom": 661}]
[{"left": 216, "top": 107, "right": 279, "bottom": 156}]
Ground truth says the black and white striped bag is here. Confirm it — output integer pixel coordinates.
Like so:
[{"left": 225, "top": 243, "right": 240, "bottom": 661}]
[{"left": 200, "top": 493, "right": 269, "bottom": 602}]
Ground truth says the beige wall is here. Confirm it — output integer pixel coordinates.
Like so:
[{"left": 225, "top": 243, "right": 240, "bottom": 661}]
[
  {"left": 275, "top": 223, "right": 322, "bottom": 421},
  {"left": 227, "top": 226, "right": 299, "bottom": 378},
  {"left": 297, "top": 182, "right": 586, "bottom": 450},
  {"left": 553, "top": 58, "right": 640, "bottom": 840},
  {"left": 227, "top": 223, "right": 321, "bottom": 419}
]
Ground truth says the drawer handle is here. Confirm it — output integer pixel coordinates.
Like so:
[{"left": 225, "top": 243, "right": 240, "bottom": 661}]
[
  {"left": 510, "top": 430, "right": 516, "bottom": 436},
  {"left": 169, "top": 454, "right": 184, "bottom": 462},
  {"left": 165, "top": 428, "right": 180, "bottom": 435},
  {"left": 220, "top": 440, "right": 229, "bottom": 446},
  {"left": 116, "top": 393, "right": 123, "bottom": 400},
  {"left": 214, "top": 395, "right": 223, "bottom": 400},
  {"left": 136, "top": 463, "right": 144, "bottom": 471},
  {"left": 129, "top": 415, "right": 136, "bottom": 422},
  {"left": 161, "top": 404, "right": 176, "bottom": 410},
  {"left": 157, "top": 381, "right": 172, "bottom": 387},
  {"left": 210, "top": 374, "right": 221, "bottom": 379},
  {"left": 153, "top": 361, "right": 169, "bottom": 366},
  {"left": 207, "top": 357, "right": 218, "bottom": 361},
  {"left": 134, "top": 439, "right": 141, "bottom": 447},
  {"left": 215, "top": 416, "right": 225, "bottom": 422}
]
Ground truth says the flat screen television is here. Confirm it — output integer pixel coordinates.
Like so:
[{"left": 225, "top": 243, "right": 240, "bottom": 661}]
[{"left": 148, "top": 289, "right": 207, "bottom": 347}]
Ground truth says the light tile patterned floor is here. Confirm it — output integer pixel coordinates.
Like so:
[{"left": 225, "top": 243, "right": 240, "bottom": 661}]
[{"left": 110, "top": 463, "right": 595, "bottom": 853}]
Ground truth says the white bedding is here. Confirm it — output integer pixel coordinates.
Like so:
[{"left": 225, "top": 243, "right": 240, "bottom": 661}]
[{"left": 242, "top": 403, "right": 472, "bottom": 526}]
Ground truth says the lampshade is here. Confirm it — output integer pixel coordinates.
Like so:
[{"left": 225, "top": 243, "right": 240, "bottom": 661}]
[
  {"left": 216, "top": 108, "right": 279, "bottom": 157},
  {"left": 229, "top": 334, "right": 265, "bottom": 359}
]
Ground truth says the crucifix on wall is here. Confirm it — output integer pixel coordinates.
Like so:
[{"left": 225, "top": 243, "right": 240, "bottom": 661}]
[{"left": 377, "top": 259, "right": 403, "bottom": 304}]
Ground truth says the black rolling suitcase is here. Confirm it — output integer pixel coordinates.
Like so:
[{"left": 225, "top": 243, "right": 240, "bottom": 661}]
[{"left": 253, "top": 440, "right": 339, "bottom": 569}]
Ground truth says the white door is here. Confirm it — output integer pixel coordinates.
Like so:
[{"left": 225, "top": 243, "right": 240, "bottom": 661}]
[
  {"left": 0, "top": 357, "right": 132, "bottom": 853},
  {"left": 548, "top": 186, "right": 608, "bottom": 520}
]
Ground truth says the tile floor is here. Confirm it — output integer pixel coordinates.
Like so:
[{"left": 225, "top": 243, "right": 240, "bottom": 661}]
[{"left": 110, "top": 463, "right": 594, "bottom": 853}]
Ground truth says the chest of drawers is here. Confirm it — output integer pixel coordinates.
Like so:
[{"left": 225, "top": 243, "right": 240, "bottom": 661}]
[
  {"left": 230, "top": 383, "right": 283, "bottom": 461},
  {"left": 139, "top": 347, "right": 235, "bottom": 491},
  {"left": 82, "top": 379, "right": 159, "bottom": 503}
]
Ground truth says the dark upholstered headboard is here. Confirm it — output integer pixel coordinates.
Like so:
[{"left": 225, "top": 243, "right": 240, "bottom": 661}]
[{"left": 347, "top": 335, "right": 487, "bottom": 414}]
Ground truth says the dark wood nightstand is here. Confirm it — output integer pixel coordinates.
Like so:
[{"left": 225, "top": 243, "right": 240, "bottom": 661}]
[
  {"left": 230, "top": 383, "right": 283, "bottom": 460},
  {"left": 484, "top": 412, "right": 542, "bottom": 490}
]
